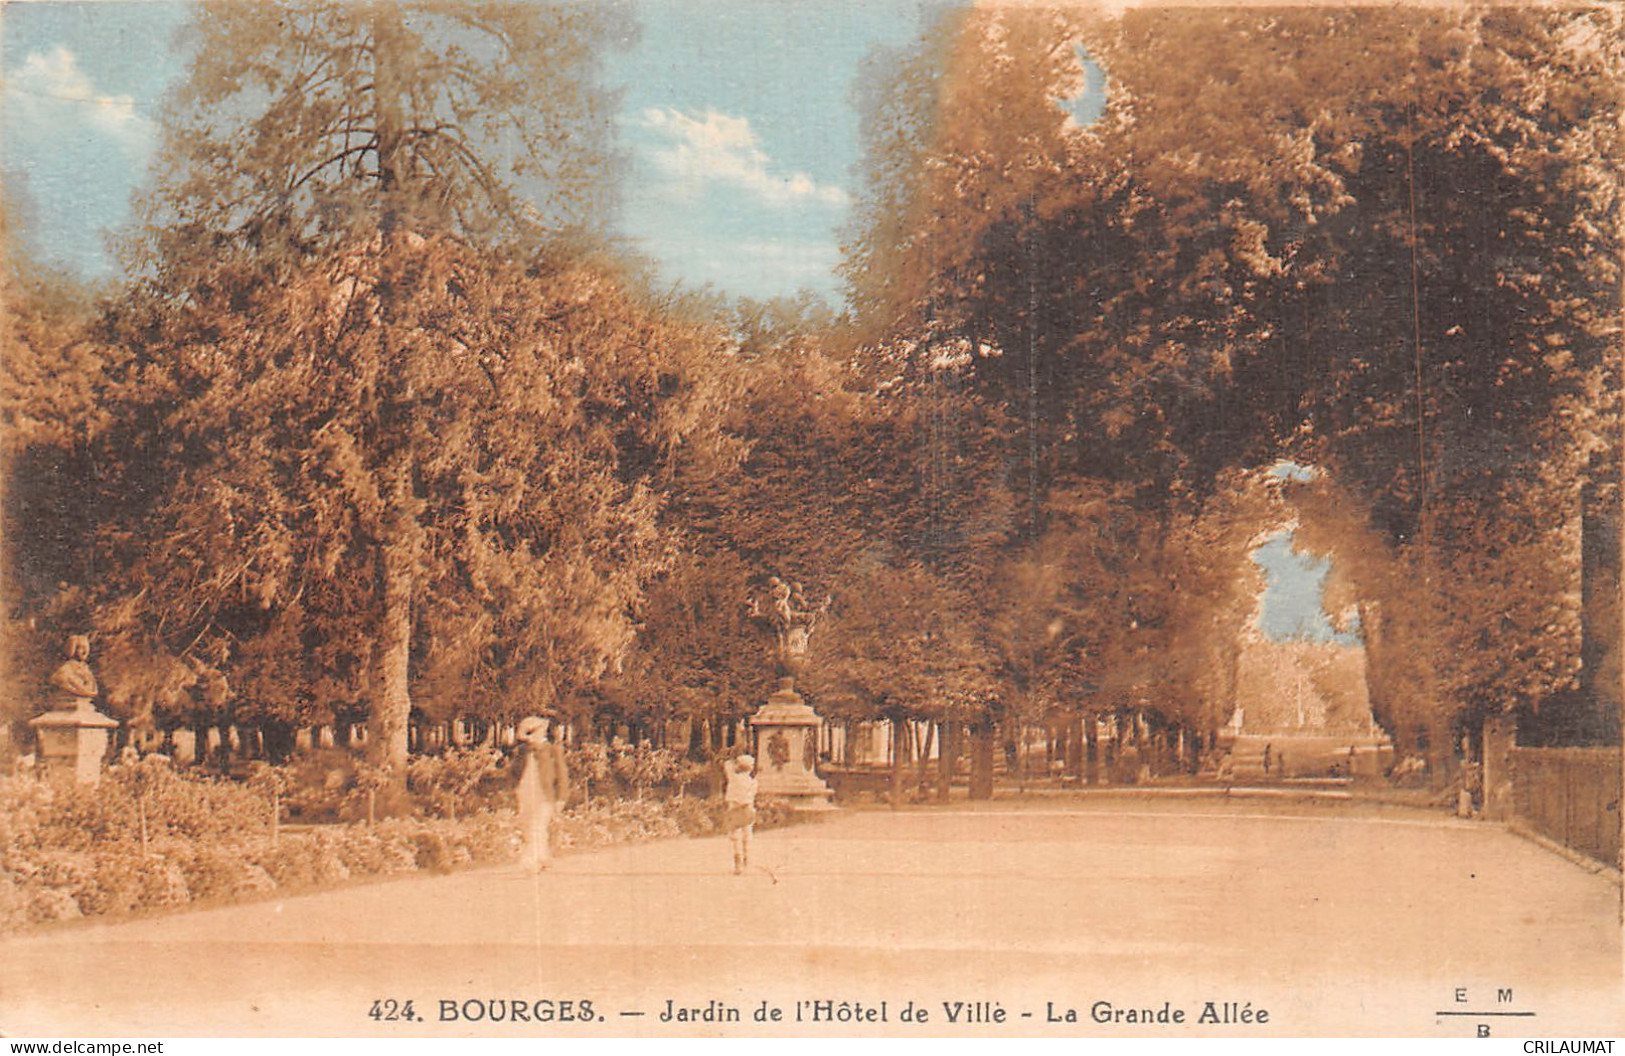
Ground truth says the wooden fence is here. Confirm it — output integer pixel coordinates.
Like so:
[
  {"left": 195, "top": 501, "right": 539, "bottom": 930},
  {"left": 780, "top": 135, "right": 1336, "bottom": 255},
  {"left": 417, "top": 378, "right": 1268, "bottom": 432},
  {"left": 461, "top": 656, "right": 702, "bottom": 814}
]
[{"left": 1507, "top": 746, "right": 1622, "bottom": 870}]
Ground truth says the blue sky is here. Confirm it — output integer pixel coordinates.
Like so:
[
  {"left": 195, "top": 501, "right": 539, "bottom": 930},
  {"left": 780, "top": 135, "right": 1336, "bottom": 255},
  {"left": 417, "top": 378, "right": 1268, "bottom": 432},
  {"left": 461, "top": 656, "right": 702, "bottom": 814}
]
[
  {"left": 1, "top": 0, "right": 953, "bottom": 302},
  {"left": 1, "top": 1, "right": 188, "bottom": 278},
  {"left": 1253, "top": 461, "right": 1359, "bottom": 646},
  {"left": 611, "top": 1, "right": 944, "bottom": 301},
  {"left": 1251, "top": 532, "right": 1362, "bottom": 646}
]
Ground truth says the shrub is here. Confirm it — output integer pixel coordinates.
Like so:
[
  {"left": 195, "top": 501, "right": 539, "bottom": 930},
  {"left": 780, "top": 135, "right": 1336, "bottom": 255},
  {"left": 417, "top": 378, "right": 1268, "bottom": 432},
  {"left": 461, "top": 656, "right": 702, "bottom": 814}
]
[
  {"left": 0, "top": 872, "right": 31, "bottom": 932},
  {"left": 28, "top": 885, "right": 81, "bottom": 923},
  {"left": 251, "top": 836, "right": 352, "bottom": 889},
  {"left": 366, "top": 822, "right": 437, "bottom": 874},
  {"left": 168, "top": 840, "right": 278, "bottom": 902},
  {"left": 27, "top": 850, "right": 96, "bottom": 910},
  {"left": 612, "top": 744, "right": 682, "bottom": 799},
  {"left": 411, "top": 830, "right": 453, "bottom": 872},
  {"left": 567, "top": 742, "right": 613, "bottom": 801},
  {"left": 5, "top": 760, "right": 272, "bottom": 854},
  {"left": 86, "top": 852, "right": 155, "bottom": 915},
  {"left": 278, "top": 752, "right": 357, "bottom": 823},
  {"left": 553, "top": 797, "right": 687, "bottom": 851},
  {"left": 669, "top": 797, "right": 721, "bottom": 837},
  {"left": 754, "top": 797, "right": 806, "bottom": 831},
  {"left": 1, "top": 755, "right": 823, "bottom": 931},
  {"left": 407, "top": 747, "right": 505, "bottom": 819},
  {"left": 454, "top": 814, "right": 519, "bottom": 863}
]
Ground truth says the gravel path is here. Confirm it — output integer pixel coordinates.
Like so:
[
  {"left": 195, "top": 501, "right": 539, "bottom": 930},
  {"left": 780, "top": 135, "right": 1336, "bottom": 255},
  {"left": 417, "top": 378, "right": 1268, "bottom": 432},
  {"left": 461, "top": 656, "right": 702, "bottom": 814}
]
[{"left": 2, "top": 797, "right": 1618, "bottom": 1037}]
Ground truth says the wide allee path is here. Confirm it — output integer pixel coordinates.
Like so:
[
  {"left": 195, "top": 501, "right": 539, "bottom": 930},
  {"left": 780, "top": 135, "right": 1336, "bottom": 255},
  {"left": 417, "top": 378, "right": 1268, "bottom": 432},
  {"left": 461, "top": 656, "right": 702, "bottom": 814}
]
[{"left": 3, "top": 797, "right": 1620, "bottom": 1038}]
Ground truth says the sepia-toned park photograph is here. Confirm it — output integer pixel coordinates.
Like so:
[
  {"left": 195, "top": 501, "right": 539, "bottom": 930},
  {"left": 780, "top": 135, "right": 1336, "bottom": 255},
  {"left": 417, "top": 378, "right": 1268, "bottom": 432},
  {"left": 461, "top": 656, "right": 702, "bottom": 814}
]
[{"left": 0, "top": 0, "right": 1621, "bottom": 1040}]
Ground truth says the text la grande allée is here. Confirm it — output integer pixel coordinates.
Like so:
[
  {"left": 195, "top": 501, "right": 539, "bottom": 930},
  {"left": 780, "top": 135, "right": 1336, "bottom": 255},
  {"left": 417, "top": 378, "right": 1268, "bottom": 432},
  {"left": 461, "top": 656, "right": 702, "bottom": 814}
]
[{"left": 655, "top": 998, "right": 1267, "bottom": 1027}]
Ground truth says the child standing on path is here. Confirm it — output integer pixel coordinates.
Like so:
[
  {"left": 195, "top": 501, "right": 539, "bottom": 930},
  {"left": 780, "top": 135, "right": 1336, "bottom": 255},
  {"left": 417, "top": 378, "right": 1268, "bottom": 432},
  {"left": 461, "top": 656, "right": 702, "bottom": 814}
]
[{"left": 723, "top": 754, "right": 758, "bottom": 875}]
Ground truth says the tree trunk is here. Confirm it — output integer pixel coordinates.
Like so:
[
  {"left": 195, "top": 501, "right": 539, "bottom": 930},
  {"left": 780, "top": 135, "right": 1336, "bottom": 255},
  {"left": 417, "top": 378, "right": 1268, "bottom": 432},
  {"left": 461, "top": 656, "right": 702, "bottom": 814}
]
[
  {"left": 367, "top": 499, "right": 414, "bottom": 811},
  {"left": 889, "top": 718, "right": 907, "bottom": 809},
  {"left": 1065, "top": 715, "right": 1084, "bottom": 780},
  {"left": 371, "top": 3, "right": 407, "bottom": 209},
  {"left": 360, "top": 5, "right": 415, "bottom": 810},
  {"left": 1423, "top": 712, "right": 1456, "bottom": 788},
  {"left": 936, "top": 721, "right": 955, "bottom": 804},
  {"left": 371, "top": 549, "right": 412, "bottom": 767},
  {"left": 916, "top": 721, "right": 936, "bottom": 794},
  {"left": 263, "top": 721, "right": 294, "bottom": 764},
  {"left": 970, "top": 722, "right": 995, "bottom": 800},
  {"left": 1085, "top": 713, "right": 1100, "bottom": 786},
  {"left": 1006, "top": 719, "right": 1024, "bottom": 791}
]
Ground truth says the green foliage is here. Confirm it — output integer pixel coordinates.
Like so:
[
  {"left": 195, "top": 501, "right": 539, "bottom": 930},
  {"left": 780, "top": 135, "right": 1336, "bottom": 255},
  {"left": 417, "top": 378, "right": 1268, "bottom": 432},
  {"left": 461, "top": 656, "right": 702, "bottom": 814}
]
[
  {"left": 0, "top": 770, "right": 522, "bottom": 930},
  {"left": 0, "top": 751, "right": 820, "bottom": 933},
  {"left": 10, "top": 755, "right": 273, "bottom": 853},
  {"left": 0, "top": 200, "right": 109, "bottom": 459},
  {"left": 561, "top": 740, "right": 709, "bottom": 802},
  {"left": 609, "top": 742, "right": 679, "bottom": 798},
  {"left": 405, "top": 746, "right": 504, "bottom": 820},
  {"left": 565, "top": 741, "right": 614, "bottom": 802},
  {"left": 808, "top": 559, "right": 995, "bottom": 722},
  {"left": 135, "top": 0, "right": 631, "bottom": 289},
  {"left": 93, "top": 236, "right": 732, "bottom": 747},
  {"left": 5, "top": 1, "right": 1617, "bottom": 786},
  {"left": 840, "top": 5, "right": 1624, "bottom": 760},
  {"left": 601, "top": 549, "right": 772, "bottom": 728}
]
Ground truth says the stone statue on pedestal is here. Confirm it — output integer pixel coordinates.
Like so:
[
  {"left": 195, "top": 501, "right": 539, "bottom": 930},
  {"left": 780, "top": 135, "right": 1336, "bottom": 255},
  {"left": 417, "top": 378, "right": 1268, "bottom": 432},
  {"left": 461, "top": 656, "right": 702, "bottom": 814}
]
[
  {"left": 32, "top": 633, "right": 118, "bottom": 784},
  {"left": 745, "top": 574, "right": 833, "bottom": 810}
]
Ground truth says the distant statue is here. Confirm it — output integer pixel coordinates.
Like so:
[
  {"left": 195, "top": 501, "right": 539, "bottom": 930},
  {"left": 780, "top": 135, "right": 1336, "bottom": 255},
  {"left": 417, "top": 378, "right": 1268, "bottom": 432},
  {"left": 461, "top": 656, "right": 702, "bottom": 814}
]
[
  {"left": 770, "top": 576, "right": 794, "bottom": 629},
  {"left": 48, "top": 634, "right": 98, "bottom": 707},
  {"left": 748, "top": 573, "right": 829, "bottom": 674}
]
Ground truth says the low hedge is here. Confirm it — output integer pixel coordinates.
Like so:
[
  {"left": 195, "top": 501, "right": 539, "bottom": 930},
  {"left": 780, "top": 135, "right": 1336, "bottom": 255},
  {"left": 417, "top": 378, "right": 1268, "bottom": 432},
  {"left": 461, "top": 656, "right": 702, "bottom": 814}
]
[{"left": 0, "top": 759, "right": 811, "bottom": 931}]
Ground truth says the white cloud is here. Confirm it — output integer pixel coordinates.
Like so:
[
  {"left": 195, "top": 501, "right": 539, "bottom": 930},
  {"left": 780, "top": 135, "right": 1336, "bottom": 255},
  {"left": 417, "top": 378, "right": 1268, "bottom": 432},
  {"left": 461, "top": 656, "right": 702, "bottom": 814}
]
[
  {"left": 5, "top": 45, "right": 152, "bottom": 157},
  {"left": 636, "top": 107, "right": 848, "bottom": 209}
]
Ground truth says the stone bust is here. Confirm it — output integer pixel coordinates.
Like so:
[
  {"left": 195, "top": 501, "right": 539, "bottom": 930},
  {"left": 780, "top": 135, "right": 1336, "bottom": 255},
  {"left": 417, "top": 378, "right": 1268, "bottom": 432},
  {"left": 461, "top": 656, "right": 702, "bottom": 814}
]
[{"left": 48, "top": 634, "right": 98, "bottom": 705}]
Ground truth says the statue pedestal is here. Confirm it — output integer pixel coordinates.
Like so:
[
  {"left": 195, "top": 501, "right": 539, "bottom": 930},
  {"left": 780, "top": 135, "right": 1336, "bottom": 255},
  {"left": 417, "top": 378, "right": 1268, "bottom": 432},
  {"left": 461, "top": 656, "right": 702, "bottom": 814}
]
[
  {"left": 30, "top": 699, "right": 119, "bottom": 784},
  {"left": 750, "top": 679, "right": 833, "bottom": 810}
]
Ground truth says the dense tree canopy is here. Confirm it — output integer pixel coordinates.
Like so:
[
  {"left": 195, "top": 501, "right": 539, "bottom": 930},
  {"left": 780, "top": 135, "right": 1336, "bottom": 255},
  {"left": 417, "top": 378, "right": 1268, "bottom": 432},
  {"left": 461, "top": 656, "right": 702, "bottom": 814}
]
[
  {"left": 3, "top": 3, "right": 1619, "bottom": 787},
  {"left": 96, "top": 241, "right": 725, "bottom": 726},
  {"left": 838, "top": 5, "right": 1623, "bottom": 765}
]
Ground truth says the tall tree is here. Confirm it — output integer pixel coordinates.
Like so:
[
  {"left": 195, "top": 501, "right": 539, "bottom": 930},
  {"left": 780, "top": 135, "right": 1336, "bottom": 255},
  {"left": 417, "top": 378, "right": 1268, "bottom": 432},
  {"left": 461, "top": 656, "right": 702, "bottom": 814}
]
[
  {"left": 100, "top": 1, "right": 731, "bottom": 787},
  {"left": 135, "top": 0, "right": 628, "bottom": 289}
]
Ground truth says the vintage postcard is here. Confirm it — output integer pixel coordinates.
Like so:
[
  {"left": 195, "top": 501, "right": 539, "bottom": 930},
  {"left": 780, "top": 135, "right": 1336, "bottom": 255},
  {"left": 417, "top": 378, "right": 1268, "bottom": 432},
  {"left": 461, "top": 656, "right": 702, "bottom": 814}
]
[{"left": 1, "top": 0, "right": 1621, "bottom": 1041}]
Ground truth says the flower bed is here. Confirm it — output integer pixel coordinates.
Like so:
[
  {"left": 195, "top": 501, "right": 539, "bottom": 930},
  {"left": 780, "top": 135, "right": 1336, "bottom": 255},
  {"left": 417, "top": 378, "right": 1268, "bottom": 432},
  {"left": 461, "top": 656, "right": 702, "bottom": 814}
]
[{"left": 0, "top": 756, "right": 812, "bottom": 932}]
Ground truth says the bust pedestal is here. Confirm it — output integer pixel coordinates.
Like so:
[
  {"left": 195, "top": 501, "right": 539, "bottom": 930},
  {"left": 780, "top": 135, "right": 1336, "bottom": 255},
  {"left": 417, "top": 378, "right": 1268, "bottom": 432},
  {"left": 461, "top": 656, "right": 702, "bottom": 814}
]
[
  {"left": 31, "top": 699, "right": 119, "bottom": 785},
  {"left": 750, "top": 678, "right": 833, "bottom": 810}
]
